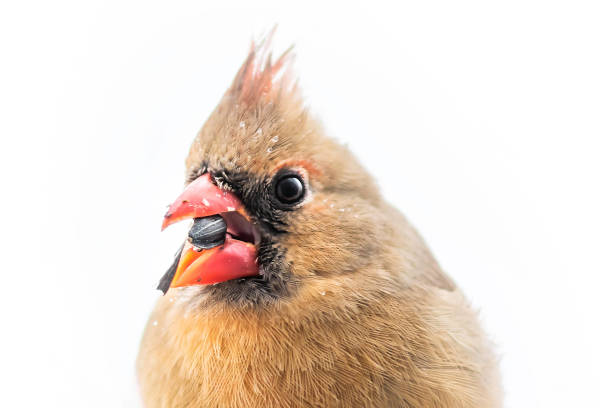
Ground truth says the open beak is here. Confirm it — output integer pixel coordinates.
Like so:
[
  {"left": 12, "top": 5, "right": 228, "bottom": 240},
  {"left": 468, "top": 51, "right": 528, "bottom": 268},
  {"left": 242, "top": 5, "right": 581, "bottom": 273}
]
[{"left": 157, "top": 173, "right": 259, "bottom": 294}]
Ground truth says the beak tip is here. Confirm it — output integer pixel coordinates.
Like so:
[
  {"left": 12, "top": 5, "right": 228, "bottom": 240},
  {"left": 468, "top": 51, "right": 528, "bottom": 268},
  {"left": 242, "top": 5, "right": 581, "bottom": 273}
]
[{"left": 161, "top": 212, "right": 174, "bottom": 231}]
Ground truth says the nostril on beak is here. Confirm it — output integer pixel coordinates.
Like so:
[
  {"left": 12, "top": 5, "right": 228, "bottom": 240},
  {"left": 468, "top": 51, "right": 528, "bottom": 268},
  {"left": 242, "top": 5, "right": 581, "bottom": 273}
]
[{"left": 188, "top": 215, "right": 227, "bottom": 249}]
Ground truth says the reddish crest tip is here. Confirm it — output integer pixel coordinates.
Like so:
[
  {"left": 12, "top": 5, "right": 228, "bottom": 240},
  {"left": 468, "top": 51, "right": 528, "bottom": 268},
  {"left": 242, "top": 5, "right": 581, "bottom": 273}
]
[{"left": 228, "top": 27, "right": 297, "bottom": 106}]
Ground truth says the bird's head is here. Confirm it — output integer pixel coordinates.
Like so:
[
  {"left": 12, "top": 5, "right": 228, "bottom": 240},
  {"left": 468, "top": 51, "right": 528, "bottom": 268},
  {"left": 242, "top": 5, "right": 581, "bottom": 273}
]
[{"left": 158, "top": 33, "right": 389, "bottom": 307}]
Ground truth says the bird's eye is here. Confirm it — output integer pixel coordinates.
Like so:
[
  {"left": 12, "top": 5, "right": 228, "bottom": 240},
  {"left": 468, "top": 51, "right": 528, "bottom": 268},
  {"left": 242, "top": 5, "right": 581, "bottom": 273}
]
[{"left": 274, "top": 174, "right": 305, "bottom": 205}]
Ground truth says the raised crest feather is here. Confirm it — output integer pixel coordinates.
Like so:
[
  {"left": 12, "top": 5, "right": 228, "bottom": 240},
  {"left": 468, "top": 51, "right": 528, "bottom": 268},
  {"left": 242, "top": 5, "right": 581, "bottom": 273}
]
[{"left": 227, "top": 27, "right": 297, "bottom": 107}]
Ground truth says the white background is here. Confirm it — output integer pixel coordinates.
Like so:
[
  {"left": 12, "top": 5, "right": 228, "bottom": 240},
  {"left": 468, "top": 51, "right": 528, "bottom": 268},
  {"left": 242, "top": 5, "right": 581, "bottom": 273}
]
[{"left": 1, "top": 1, "right": 611, "bottom": 407}]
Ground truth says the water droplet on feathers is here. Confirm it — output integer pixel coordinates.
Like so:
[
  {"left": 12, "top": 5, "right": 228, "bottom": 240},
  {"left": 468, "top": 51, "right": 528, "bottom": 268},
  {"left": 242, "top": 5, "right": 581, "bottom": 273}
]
[
  {"left": 239, "top": 121, "right": 245, "bottom": 128},
  {"left": 270, "top": 135, "right": 279, "bottom": 143}
]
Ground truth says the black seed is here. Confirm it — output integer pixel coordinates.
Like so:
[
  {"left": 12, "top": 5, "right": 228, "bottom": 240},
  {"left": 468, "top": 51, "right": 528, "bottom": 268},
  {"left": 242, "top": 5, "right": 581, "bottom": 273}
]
[
  {"left": 157, "top": 243, "right": 185, "bottom": 295},
  {"left": 188, "top": 215, "right": 227, "bottom": 249}
]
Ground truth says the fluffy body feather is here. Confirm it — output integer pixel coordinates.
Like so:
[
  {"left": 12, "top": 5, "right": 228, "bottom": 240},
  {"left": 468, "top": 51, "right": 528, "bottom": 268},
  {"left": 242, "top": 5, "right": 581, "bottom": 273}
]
[{"left": 137, "top": 34, "right": 501, "bottom": 407}]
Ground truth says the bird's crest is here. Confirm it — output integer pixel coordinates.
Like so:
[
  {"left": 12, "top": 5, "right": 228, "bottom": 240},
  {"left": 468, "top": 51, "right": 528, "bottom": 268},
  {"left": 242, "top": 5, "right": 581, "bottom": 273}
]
[{"left": 227, "top": 27, "right": 297, "bottom": 107}]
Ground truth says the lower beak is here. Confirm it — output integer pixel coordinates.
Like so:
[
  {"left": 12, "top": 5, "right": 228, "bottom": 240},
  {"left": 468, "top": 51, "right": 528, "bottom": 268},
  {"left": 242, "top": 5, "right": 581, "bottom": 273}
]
[{"left": 157, "top": 174, "right": 259, "bottom": 294}]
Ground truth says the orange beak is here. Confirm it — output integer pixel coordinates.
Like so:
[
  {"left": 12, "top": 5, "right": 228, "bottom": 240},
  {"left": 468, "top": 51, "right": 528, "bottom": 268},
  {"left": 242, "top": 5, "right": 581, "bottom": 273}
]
[{"left": 158, "top": 173, "right": 259, "bottom": 293}]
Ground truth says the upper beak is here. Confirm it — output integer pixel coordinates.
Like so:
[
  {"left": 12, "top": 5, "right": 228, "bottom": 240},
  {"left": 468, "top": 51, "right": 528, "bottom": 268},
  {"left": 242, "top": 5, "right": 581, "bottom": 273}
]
[
  {"left": 158, "top": 173, "right": 259, "bottom": 294},
  {"left": 162, "top": 173, "right": 247, "bottom": 231}
]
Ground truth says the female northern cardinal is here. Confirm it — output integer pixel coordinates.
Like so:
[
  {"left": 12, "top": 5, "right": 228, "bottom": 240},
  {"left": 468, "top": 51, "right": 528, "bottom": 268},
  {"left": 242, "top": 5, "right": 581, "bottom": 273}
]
[{"left": 137, "top": 32, "right": 501, "bottom": 408}]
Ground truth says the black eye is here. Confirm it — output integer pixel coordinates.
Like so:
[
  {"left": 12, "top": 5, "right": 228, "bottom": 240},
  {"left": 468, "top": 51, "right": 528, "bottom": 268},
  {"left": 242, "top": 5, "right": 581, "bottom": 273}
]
[{"left": 275, "top": 175, "right": 305, "bottom": 205}]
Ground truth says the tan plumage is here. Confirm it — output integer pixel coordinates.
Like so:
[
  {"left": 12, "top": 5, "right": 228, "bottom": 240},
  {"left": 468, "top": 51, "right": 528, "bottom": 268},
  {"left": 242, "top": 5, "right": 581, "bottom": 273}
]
[{"left": 137, "top": 33, "right": 502, "bottom": 407}]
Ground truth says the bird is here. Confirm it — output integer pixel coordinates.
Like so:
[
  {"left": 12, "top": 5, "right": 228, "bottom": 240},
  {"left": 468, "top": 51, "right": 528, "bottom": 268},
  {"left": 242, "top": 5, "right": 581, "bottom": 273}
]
[{"left": 137, "top": 31, "right": 502, "bottom": 408}]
